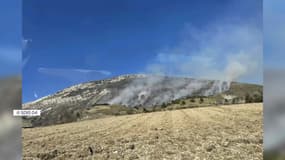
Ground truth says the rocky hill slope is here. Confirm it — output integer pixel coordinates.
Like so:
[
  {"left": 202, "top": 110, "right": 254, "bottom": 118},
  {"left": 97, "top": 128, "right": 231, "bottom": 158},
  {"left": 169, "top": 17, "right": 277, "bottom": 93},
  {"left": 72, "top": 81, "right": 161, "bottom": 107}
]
[{"left": 22, "top": 74, "right": 262, "bottom": 127}]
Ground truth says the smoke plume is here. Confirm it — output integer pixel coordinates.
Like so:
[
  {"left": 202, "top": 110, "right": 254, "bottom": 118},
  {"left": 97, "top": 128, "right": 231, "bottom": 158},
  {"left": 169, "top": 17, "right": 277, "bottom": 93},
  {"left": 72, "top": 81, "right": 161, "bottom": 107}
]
[
  {"left": 147, "top": 24, "right": 262, "bottom": 83},
  {"left": 110, "top": 24, "right": 262, "bottom": 107}
]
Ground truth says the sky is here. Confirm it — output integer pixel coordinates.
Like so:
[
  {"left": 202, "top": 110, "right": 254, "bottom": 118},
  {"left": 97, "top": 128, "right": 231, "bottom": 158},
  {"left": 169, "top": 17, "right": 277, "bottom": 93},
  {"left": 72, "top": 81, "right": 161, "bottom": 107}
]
[
  {"left": 0, "top": 0, "right": 21, "bottom": 76},
  {"left": 23, "top": 0, "right": 262, "bottom": 103}
]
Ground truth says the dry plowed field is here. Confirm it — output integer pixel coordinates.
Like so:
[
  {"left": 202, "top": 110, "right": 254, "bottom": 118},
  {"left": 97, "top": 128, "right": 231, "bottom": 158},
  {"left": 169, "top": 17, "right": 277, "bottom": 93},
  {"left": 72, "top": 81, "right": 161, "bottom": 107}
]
[{"left": 23, "top": 103, "right": 263, "bottom": 160}]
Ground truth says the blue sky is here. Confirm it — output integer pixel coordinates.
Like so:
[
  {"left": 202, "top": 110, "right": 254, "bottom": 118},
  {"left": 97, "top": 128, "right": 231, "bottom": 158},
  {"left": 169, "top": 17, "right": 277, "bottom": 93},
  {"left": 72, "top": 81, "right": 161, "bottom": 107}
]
[
  {"left": 0, "top": 0, "right": 21, "bottom": 76},
  {"left": 23, "top": 0, "right": 262, "bottom": 103}
]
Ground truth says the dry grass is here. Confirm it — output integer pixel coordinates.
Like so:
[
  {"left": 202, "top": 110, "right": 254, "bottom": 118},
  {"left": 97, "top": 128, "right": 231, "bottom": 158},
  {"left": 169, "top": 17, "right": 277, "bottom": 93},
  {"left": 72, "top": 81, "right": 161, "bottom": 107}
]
[{"left": 23, "top": 103, "right": 263, "bottom": 160}]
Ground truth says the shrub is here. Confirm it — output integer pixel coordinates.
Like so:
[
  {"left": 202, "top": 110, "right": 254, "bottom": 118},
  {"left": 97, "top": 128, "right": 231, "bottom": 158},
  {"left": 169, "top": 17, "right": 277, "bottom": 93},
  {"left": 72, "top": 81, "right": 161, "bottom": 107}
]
[
  {"left": 126, "top": 109, "right": 134, "bottom": 114},
  {"left": 199, "top": 97, "right": 204, "bottom": 103},
  {"left": 253, "top": 92, "right": 263, "bottom": 102},
  {"left": 232, "top": 98, "right": 237, "bottom": 104},
  {"left": 245, "top": 93, "right": 253, "bottom": 103},
  {"left": 76, "top": 112, "right": 81, "bottom": 119},
  {"left": 172, "top": 99, "right": 180, "bottom": 104},
  {"left": 161, "top": 103, "right": 167, "bottom": 108}
]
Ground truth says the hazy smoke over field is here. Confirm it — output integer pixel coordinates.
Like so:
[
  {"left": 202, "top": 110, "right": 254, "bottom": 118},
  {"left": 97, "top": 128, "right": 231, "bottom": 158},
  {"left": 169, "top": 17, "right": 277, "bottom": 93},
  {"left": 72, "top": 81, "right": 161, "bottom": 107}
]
[{"left": 110, "top": 24, "right": 262, "bottom": 106}]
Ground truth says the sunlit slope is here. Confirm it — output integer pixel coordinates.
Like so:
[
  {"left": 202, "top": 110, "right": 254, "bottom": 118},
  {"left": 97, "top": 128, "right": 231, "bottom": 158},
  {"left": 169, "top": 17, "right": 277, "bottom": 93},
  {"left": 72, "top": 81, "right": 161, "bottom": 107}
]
[{"left": 22, "top": 75, "right": 262, "bottom": 127}]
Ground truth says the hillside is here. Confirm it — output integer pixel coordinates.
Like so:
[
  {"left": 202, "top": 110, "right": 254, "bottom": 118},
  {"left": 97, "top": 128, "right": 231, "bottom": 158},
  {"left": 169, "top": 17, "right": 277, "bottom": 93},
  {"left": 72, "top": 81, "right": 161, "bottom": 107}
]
[{"left": 22, "top": 74, "right": 262, "bottom": 127}]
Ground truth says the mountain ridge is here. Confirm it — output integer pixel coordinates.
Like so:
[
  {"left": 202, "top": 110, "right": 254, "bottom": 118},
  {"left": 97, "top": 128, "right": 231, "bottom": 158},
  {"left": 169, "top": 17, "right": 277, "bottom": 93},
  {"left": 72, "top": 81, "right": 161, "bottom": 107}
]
[{"left": 22, "top": 74, "right": 262, "bottom": 127}]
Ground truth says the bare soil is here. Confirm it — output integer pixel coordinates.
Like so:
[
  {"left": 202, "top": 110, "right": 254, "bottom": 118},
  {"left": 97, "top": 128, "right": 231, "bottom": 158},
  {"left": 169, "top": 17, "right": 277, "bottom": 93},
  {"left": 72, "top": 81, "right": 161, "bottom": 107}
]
[{"left": 23, "top": 103, "right": 263, "bottom": 160}]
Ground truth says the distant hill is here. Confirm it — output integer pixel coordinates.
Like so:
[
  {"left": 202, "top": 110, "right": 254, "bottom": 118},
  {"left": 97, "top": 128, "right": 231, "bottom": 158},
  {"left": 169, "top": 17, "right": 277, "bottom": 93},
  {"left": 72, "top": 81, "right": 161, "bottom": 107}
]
[{"left": 22, "top": 74, "right": 262, "bottom": 127}]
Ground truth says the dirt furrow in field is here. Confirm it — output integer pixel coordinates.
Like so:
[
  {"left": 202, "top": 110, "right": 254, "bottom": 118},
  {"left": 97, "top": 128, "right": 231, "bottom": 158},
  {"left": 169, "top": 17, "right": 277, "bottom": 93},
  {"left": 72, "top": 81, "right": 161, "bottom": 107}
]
[
  {"left": 23, "top": 114, "right": 145, "bottom": 158},
  {"left": 23, "top": 104, "right": 263, "bottom": 160},
  {"left": 23, "top": 114, "right": 139, "bottom": 141},
  {"left": 60, "top": 113, "right": 153, "bottom": 159},
  {"left": 143, "top": 111, "right": 175, "bottom": 160},
  {"left": 179, "top": 105, "right": 263, "bottom": 160}
]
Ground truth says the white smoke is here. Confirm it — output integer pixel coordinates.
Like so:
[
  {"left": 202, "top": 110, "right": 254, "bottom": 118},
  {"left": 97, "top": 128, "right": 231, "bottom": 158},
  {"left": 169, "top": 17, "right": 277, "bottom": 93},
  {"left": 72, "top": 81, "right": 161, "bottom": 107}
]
[
  {"left": 110, "top": 75, "right": 162, "bottom": 106},
  {"left": 109, "top": 24, "right": 262, "bottom": 107},
  {"left": 147, "top": 24, "right": 262, "bottom": 83},
  {"left": 109, "top": 75, "right": 229, "bottom": 107}
]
